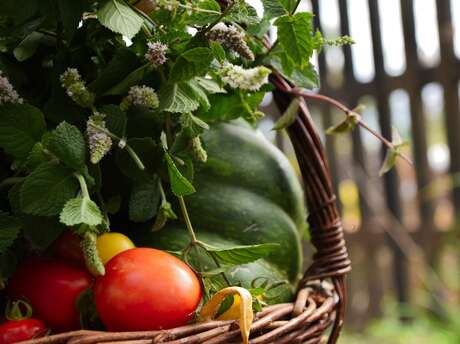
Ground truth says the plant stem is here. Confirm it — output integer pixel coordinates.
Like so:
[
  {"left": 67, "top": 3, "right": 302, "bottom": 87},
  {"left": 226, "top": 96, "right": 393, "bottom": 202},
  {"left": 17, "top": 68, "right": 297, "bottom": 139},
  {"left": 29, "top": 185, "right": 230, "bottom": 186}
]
[
  {"left": 75, "top": 173, "right": 90, "bottom": 199},
  {"left": 0, "top": 177, "right": 24, "bottom": 190},
  {"left": 286, "top": 88, "right": 413, "bottom": 165},
  {"left": 125, "top": 145, "right": 146, "bottom": 170},
  {"left": 209, "top": 252, "right": 231, "bottom": 287},
  {"left": 201, "top": 1, "right": 236, "bottom": 35},
  {"left": 178, "top": 196, "right": 197, "bottom": 242},
  {"left": 88, "top": 122, "right": 146, "bottom": 171}
]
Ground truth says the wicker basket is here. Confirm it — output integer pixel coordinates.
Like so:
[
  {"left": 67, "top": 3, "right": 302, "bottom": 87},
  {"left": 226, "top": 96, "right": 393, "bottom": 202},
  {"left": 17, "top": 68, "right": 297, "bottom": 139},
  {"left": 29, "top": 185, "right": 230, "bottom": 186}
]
[{"left": 19, "top": 73, "right": 351, "bottom": 344}]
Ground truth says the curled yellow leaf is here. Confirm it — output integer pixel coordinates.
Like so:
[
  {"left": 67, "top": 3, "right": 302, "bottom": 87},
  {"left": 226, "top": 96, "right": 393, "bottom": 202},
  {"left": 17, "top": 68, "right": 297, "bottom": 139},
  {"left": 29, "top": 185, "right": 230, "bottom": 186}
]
[{"left": 199, "top": 287, "right": 253, "bottom": 344}]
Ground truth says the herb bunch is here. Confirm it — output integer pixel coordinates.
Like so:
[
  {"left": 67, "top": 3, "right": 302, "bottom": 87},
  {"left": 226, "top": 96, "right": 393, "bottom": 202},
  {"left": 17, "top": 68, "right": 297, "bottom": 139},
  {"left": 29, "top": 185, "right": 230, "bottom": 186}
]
[{"left": 0, "top": 0, "right": 350, "bottom": 288}]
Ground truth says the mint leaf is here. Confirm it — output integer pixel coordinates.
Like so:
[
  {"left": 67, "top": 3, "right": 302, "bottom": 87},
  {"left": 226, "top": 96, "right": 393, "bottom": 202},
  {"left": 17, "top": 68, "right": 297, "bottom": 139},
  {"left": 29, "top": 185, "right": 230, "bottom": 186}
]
[
  {"left": 103, "top": 105, "right": 127, "bottom": 138},
  {"left": 22, "top": 216, "right": 65, "bottom": 251},
  {"left": 60, "top": 196, "right": 103, "bottom": 226},
  {"left": 47, "top": 122, "right": 86, "bottom": 171},
  {"left": 13, "top": 32, "right": 44, "bottom": 62},
  {"left": 0, "top": 211, "right": 22, "bottom": 254},
  {"left": 209, "top": 41, "right": 226, "bottom": 63},
  {"left": 105, "top": 63, "right": 152, "bottom": 95},
  {"left": 275, "top": 13, "right": 314, "bottom": 67},
  {"left": 170, "top": 48, "right": 213, "bottom": 82},
  {"left": 97, "top": 0, "right": 143, "bottom": 39},
  {"left": 20, "top": 162, "right": 79, "bottom": 216},
  {"left": 129, "top": 176, "right": 160, "bottom": 222},
  {"left": 272, "top": 98, "right": 299, "bottom": 130},
  {"left": 186, "top": 0, "right": 221, "bottom": 26},
  {"left": 159, "top": 83, "right": 200, "bottom": 113},
  {"left": 0, "top": 104, "right": 46, "bottom": 159},
  {"left": 262, "top": 0, "right": 288, "bottom": 19},
  {"left": 201, "top": 242, "right": 279, "bottom": 265},
  {"left": 164, "top": 151, "right": 195, "bottom": 196},
  {"left": 24, "top": 143, "right": 49, "bottom": 171},
  {"left": 195, "top": 77, "right": 226, "bottom": 94}
]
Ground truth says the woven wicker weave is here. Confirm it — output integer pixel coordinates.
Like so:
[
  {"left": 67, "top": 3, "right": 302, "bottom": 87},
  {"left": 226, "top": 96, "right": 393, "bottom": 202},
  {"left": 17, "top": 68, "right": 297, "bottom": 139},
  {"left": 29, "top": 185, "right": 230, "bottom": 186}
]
[{"left": 19, "top": 72, "right": 351, "bottom": 344}]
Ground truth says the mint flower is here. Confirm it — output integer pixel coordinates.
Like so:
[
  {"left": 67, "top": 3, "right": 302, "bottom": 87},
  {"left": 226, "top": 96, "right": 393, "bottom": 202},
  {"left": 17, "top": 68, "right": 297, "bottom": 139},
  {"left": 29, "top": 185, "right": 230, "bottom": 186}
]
[
  {"left": 191, "top": 136, "right": 207, "bottom": 163},
  {"left": 206, "top": 23, "right": 254, "bottom": 60},
  {"left": 145, "top": 41, "right": 168, "bottom": 65},
  {"left": 220, "top": 63, "right": 271, "bottom": 91},
  {"left": 60, "top": 68, "right": 94, "bottom": 108},
  {"left": 120, "top": 85, "right": 159, "bottom": 111},
  {"left": 0, "top": 71, "right": 23, "bottom": 105},
  {"left": 86, "top": 113, "right": 112, "bottom": 164}
]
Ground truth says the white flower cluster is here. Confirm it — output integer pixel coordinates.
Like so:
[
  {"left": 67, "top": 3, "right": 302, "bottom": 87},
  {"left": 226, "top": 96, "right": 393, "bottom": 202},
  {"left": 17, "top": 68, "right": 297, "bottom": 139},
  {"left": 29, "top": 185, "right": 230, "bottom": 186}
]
[
  {"left": 60, "top": 68, "right": 94, "bottom": 108},
  {"left": 206, "top": 23, "right": 254, "bottom": 61},
  {"left": 120, "top": 85, "right": 159, "bottom": 111},
  {"left": 0, "top": 71, "right": 23, "bottom": 105},
  {"left": 145, "top": 41, "right": 168, "bottom": 66},
  {"left": 220, "top": 63, "right": 271, "bottom": 91},
  {"left": 86, "top": 112, "right": 113, "bottom": 164}
]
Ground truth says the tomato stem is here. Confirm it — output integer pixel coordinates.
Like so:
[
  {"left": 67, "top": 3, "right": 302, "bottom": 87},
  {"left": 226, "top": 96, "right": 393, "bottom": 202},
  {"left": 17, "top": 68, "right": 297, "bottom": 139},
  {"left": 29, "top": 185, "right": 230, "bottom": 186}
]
[{"left": 178, "top": 196, "right": 197, "bottom": 242}]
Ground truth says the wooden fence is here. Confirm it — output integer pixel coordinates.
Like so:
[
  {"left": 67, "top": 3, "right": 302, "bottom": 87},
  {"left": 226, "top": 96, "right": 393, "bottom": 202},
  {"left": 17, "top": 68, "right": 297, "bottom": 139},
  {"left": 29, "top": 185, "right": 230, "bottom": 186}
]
[{"left": 296, "top": 0, "right": 460, "bottom": 325}]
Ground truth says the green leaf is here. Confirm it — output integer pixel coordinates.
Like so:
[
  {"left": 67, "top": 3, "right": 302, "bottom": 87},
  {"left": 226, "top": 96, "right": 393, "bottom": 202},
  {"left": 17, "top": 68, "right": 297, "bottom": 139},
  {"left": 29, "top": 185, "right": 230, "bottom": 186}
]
[
  {"left": 57, "top": 0, "right": 88, "bottom": 39},
  {"left": 209, "top": 41, "right": 226, "bottom": 63},
  {"left": 262, "top": 0, "right": 288, "bottom": 19},
  {"left": 24, "top": 143, "right": 49, "bottom": 171},
  {"left": 13, "top": 32, "right": 44, "bottom": 62},
  {"left": 159, "top": 83, "right": 201, "bottom": 113},
  {"left": 47, "top": 122, "right": 86, "bottom": 171},
  {"left": 272, "top": 98, "right": 299, "bottom": 130},
  {"left": 379, "top": 148, "right": 398, "bottom": 176},
  {"left": 105, "top": 63, "right": 152, "bottom": 95},
  {"left": 186, "top": 0, "right": 221, "bottom": 26},
  {"left": 164, "top": 151, "right": 196, "bottom": 196},
  {"left": 201, "top": 242, "right": 279, "bottom": 265},
  {"left": 180, "top": 112, "right": 210, "bottom": 137},
  {"left": 228, "top": 2, "right": 260, "bottom": 25},
  {"left": 274, "top": 13, "right": 314, "bottom": 67},
  {"left": 97, "top": 0, "right": 143, "bottom": 39},
  {"left": 89, "top": 49, "right": 141, "bottom": 95},
  {"left": 102, "top": 105, "right": 127, "bottom": 138},
  {"left": 195, "top": 77, "right": 226, "bottom": 94},
  {"left": 129, "top": 176, "right": 161, "bottom": 222},
  {"left": 60, "top": 196, "right": 103, "bottom": 226},
  {"left": 0, "top": 211, "right": 21, "bottom": 254},
  {"left": 22, "top": 216, "right": 65, "bottom": 251},
  {"left": 0, "top": 104, "right": 46, "bottom": 159},
  {"left": 170, "top": 48, "right": 213, "bottom": 82},
  {"left": 20, "top": 162, "right": 79, "bottom": 216},
  {"left": 115, "top": 138, "right": 161, "bottom": 180}
]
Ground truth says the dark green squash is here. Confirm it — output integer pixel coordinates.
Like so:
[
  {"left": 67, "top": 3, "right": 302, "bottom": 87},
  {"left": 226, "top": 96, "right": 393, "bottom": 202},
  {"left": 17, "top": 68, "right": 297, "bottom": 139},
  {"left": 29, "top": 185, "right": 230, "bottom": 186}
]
[{"left": 137, "top": 121, "right": 307, "bottom": 302}]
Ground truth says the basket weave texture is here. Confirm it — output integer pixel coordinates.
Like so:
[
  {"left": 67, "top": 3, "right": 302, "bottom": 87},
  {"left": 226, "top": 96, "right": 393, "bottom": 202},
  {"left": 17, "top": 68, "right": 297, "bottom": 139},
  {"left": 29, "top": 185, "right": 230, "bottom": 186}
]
[{"left": 19, "top": 73, "right": 351, "bottom": 344}]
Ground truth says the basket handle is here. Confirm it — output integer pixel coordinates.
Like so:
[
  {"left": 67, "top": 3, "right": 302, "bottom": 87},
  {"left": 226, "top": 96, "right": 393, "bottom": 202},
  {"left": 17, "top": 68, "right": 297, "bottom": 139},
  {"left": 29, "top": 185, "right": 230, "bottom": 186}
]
[{"left": 271, "top": 74, "right": 351, "bottom": 344}]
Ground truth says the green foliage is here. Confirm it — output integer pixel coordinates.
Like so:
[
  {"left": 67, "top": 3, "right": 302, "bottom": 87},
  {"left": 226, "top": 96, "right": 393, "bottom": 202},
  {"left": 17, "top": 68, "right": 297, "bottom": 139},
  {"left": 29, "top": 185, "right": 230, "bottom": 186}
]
[
  {"left": 0, "top": 104, "right": 46, "bottom": 159},
  {"left": 98, "top": 0, "right": 143, "bottom": 39},
  {"left": 0, "top": 0, "right": 338, "bottom": 297}
]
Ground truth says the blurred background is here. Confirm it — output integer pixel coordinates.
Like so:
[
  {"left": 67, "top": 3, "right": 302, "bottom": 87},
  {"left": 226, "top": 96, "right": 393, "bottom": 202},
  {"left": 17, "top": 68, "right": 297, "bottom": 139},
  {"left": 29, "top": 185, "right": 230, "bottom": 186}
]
[{"left": 252, "top": 0, "right": 460, "bottom": 342}]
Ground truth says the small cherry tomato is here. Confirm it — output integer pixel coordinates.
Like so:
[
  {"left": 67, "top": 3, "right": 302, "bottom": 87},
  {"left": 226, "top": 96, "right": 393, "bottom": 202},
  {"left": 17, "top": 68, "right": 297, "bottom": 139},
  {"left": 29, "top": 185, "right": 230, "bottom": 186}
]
[
  {"left": 8, "top": 259, "right": 92, "bottom": 332},
  {"left": 0, "top": 319, "right": 47, "bottom": 344},
  {"left": 94, "top": 248, "right": 202, "bottom": 331},
  {"left": 96, "top": 232, "right": 135, "bottom": 265}
]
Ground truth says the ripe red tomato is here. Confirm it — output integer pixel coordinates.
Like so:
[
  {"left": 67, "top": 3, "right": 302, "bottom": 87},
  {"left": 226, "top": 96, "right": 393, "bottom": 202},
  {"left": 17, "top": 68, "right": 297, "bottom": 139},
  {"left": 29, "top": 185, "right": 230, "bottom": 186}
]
[
  {"left": 51, "top": 231, "right": 85, "bottom": 266},
  {"left": 8, "top": 259, "right": 92, "bottom": 332},
  {"left": 94, "top": 248, "right": 202, "bottom": 331},
  {"left": 0, "top": 319, "right": 47, "bottom": 344}
]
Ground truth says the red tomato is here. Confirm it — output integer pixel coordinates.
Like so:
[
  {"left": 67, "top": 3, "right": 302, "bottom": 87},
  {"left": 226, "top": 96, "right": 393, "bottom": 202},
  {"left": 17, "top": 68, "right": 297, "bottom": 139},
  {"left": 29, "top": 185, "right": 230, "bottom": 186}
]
[
  {"left": 8, "top": 259, "right": 92, "bottom": 332},
  {"left": 94, "top": 248, "right": 202, "bottom": 331},
  {"left": 51, "top": 231, "right": 85, "bottom": 266},
  {"left": 0, "top": 319, "right": 47, "bottom": 344}
]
